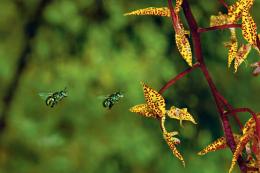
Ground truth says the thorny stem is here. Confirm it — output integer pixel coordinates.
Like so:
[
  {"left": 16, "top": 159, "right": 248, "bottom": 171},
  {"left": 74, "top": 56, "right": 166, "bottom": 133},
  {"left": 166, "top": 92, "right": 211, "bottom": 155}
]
[
  {"left": 198, "top": 24, "right": 241, "bottom": 33},
  {"left": 159, "top": 62, "right": 200, "bottom": 94},
  {"left": 163, "top": 0, "right": 255, "bottom": 172}
]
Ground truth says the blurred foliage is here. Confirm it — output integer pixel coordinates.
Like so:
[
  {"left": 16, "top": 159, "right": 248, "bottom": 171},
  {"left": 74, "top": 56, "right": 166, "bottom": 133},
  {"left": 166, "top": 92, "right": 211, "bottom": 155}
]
[{"left": 0, "top": 0, "right": 259, "bottom": 173}]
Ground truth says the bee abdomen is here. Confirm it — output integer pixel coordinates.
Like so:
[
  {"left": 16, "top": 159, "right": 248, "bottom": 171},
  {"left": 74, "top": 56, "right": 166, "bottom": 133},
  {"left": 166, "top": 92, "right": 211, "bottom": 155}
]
[{"left": 103, "top": 99, "right": 112, "bottom": 108}]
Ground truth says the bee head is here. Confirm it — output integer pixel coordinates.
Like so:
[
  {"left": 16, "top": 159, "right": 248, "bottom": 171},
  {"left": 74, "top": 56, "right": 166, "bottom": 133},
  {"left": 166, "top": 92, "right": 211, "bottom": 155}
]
[
  {"left": 116, "top": 91, "right": 124, "bottom": 98},
  {"left": 61, "top": 87, "right": 68, "bottom": 97}
]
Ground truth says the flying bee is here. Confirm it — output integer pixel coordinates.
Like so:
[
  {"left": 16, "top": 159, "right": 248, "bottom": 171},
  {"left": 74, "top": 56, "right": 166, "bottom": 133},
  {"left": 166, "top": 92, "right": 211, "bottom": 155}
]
[
  {"left": 102, "top": 91, "right": 124, "bottom": 109},
  {"left": 39, "top": 88, "right": 68, "bottom": 108}
]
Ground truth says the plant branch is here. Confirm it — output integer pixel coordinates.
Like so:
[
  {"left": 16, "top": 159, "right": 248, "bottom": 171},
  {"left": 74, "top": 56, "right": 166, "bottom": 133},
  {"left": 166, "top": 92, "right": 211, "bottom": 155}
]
[
  {"left": 224, "top": 108, "right": 260, "bottom": 135},
  {"left": 223, "top": 108, "right": 256, "bottom": 117},
  {"left": 179, "top": 0, "right": 247, "bottom": 171},
  {"left": 216, "top": 92, "right": 243, "bottom": 131},
  {"left": 159, "top": 62, "right": 200, "bottom": 94},
  {"left": 198, "top": 24, "right": 241, "bottom": 33},
  {"left": 257, "top": 36, "right": 260, "bottom": 50},
  {"left": 164, "top": 0, "right": 258, "bottom": 171},
  {"left": 0, "top": 0, "right": 52, "bottom": 133},
  {"left": 224, "top": 108, "right": 260, "bottom": 139},
  {"left": 167, "top": 0, "right": 178, "bottom": 31}
]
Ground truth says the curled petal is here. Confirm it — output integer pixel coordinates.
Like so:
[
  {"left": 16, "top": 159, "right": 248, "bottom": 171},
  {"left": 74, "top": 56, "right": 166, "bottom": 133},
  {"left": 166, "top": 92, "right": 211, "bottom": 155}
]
[
  {"left": 124, "top": 7, "right": 170, "bottom": 17},
  {"left": 225, "top": 28, "right": 238, "bottom": 67},
  {"left": 251, "top": 62, "right": 260, "bottom": 76},
  {"left": 198, "top": 134, "right": 240, "bottom": 155},
  {"left": 164, "top": 131, "right": 181, "bottom": 145},
  {"left": 167, "top": 106, "right": 197, "bottom": 126},
  {"left": 229, "top": 117, "right": 256, "bottom": 173},
  {"left": 234, "top": 44, "right": 251, "bottom": 72},
  {"left": 210, "top": 12, "right": 229, "bottom": 27},
  {"left": 252, "top": 67, "right": 260, "bottom": 76},
  {"left": 141, "top": 82, "right": 166, "bottom": 117},
  {"left": 163, "top": 131, "right": 185, "bottom": 166},
  {"left": 129, "top": 104, "right": 156, "bottom": 118}
]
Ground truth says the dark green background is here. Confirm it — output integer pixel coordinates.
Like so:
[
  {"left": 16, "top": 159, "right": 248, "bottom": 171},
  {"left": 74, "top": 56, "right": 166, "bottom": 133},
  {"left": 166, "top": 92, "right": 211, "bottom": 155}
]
[{"left": 0, "top": 0, "right": 259, "bottom": 172}]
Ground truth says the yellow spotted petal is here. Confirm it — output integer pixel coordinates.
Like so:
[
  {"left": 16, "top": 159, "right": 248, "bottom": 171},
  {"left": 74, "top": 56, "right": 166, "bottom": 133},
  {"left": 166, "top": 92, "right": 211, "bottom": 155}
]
[
  {"left": 163, "top": 131, "right": 185, "bottom": 166},
  {"left": 198, "top": 134, "right": 240, "bottom": 155},
  {"left": 226, "top": 28, "right": 238, "bottom": 67},
  {"left": 241, "top": 10, "right": 257, "bottom": 46},
  {"left": 175, "top": 31, "right": 192, "bottom": 66},
  {"left": 167, "top": 106, "right": 197, "bottom": 126},
  {"left": 228, "top": 0, "right": 254, "bottom": 23},
  {"left": 124, "top": 7, "right": 170, "bottom": 17},
  {"left": 141, "top": 82, "right": 166, "bottom": 117},
  {"left": 229, "top": 133, "right": 255, "bottom": 173},
  {"left": 234, "top": 44, "right": 251, "bottom": 72},
  {"left": 164, "top": 131, "right": 180, "bottom": 145},
  {"left": 129, "top": 104, "right": 156, "bottom": 118},
  {"left": 175, "top": 0, "right": 183, "bottom": 14},
  {"left": 242, "top": 116, "right": 256, "bottom": 135},
  {"left": 227, "top": 40, "right": 238, "bottom": 68},
  {"left": 210, "top": 12, "right": 229, "bottom": 27},
  {"left": 229, "top": 116, "right": 257, "bottom": 173}
]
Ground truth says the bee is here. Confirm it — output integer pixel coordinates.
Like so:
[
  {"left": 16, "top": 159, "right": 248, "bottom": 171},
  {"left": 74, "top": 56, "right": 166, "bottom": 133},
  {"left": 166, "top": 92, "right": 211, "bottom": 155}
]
[
  {"left": 39, "top": 88, "right": 68, "bottom": 108},
  {"left": 102, "top": 91, "right": 124, "bottom": 109}
]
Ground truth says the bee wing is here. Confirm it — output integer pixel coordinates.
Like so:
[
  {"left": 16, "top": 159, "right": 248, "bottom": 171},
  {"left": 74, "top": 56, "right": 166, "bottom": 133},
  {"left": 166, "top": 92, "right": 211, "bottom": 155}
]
[
  {"left": 96, "top": 95, "right": 109, "bottom": 100},
  {"left": 38, "top": 92, "right": 53, "bottom": 100}
]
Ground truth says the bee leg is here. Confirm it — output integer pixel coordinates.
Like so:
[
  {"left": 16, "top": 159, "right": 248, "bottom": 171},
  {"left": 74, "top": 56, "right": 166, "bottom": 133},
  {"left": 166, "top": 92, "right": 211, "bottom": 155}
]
[{"left": 103, "top": 100, "right": 107, "bottom": 108}]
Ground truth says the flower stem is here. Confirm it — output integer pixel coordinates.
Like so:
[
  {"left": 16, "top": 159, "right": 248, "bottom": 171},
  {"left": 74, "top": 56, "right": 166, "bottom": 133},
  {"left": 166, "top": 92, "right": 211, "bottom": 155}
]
[
  {"left": 198, "top": 24, "right": 241, "bottom": 33},
  {"left": 167, "top": 0, "right": 247, "bottom": 171},
  {"left": 216, "top": 92, "right": 243, "bottom": 131},
  {"left": 159, "top": 62, "right": 200, "bottom": 94}
]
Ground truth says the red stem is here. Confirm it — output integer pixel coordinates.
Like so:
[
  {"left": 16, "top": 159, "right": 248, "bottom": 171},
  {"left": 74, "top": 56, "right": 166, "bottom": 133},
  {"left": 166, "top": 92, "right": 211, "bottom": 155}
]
[
  {"left": 224, "top": 108, "right": 260, "bottom": 138},
  {"left": 257, "top": 36, "right": 260, "bottom": 50},
  {"left": 167, "top": 0, "right": 178, "bottom": 31},
  {"left": 181, "top": 1, "right": 247, "bottom": 171},
  {"left": 198, "top": 24, "right": 241, "bottom": 33},
  {"left": 159, "top": 62, "right": 200, "bottom": 94},
  {"left": 166, "top": 0, "right": 247, "bottom": 171},
  {"left": 223, "top": 108, "right": 255, "bottom": 116},
  {"left": 216, "top": 92, "right": 243, "bottom": 131},
  {"left": 218, "top": 0, "right": 228, "bottom": 9}
]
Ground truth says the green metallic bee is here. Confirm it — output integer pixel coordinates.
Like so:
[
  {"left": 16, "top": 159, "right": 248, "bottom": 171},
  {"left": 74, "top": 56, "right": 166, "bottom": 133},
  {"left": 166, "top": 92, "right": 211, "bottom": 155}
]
[
  {"left": 102, "top": 91, "right": 124, "bottom": 109},
  {"left": 39, "top": 88, "right": 68, "bottom": 108}
]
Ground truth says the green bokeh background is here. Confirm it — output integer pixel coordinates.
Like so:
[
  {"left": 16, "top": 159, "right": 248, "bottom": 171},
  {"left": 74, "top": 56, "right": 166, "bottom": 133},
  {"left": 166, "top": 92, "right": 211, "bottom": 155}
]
[{"left": 0, "top": 0, "right": 259, "bottom": 173}]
